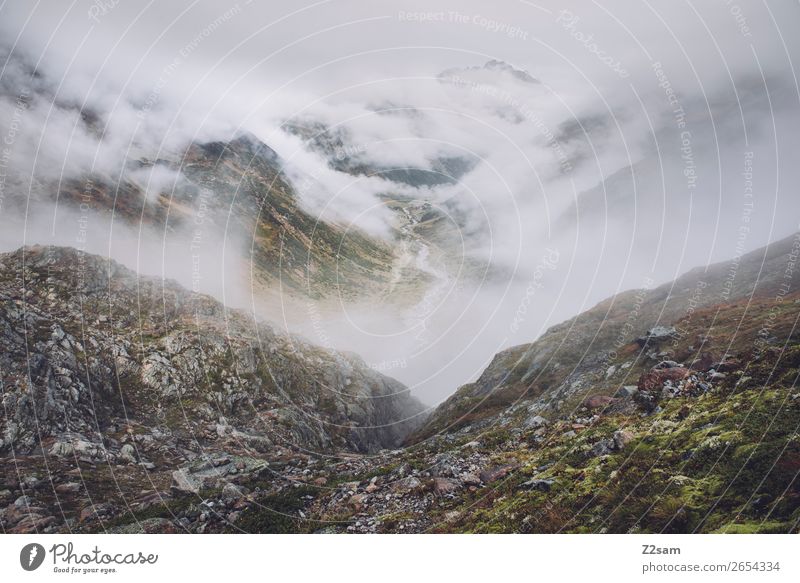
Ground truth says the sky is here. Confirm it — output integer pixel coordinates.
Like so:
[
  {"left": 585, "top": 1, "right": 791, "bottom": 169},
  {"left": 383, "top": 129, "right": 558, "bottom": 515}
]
[{"left": 1, "top": 0, "right": 800, "bottom": 404}]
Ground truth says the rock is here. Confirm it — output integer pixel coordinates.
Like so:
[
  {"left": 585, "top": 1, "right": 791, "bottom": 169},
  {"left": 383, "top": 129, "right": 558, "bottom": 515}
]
[
  {"left": 432, "top": 477, "right": 460, "bottom": 495},
  {"left": 55, "top": 482, "right": 82, "bottom": 494},
  {"left": 221, "top": 483, "right": 244, "bottom": 502},
  {"left": 653, "top": 360, "right": 681, "bottom": 369},
  {"left": 714, "top": 358, "right": 741, "bottom": 372},
  {"left": 119, "top": 443, "right": 137, "bottom": 464},
  {"left": 637, "top": 326, "right": 679, "bottom": 346},
  {"left": 171, "top": 469, "right": 201, "bottom": 494},
  {"left": 348, "top": 494, "right": 366, "bottom": 512},
  {"left": 637, "top": 367, "right": 692, "bottom": 392},
  {"left": 589, "top": 440, "right": 613, "bottom": 457},
  {"left": 520, "top": 478, "right": 554, "bottom": 492},
  {"left": 612, "top": 429, "right": 635, "bottom": 450},
  {"left": 615, "top": 385, "right": 639, "bottom": 398},
  {"left": 709, "top": 371, "right": 727, "bottom": 380},
  {"left": 391, "top": 476, "right": 421, "bottom": 493},
  {"left": 479, "top": 465, "right": 514, "bottom": 484},
  {"left": 460, "top": 472, "right": 481, "bottom": 486},
  {"left": 49, "top": 441, "right": 74, "bottom": 457},
  {"left": 582, "top": 395, "right": 614, "bottom": 410},
  {"left": 523, "top": 415, "right": 549, "bottom": 429}
]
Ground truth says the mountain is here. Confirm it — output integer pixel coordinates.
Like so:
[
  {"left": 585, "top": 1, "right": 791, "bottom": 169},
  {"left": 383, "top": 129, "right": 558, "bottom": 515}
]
[
  {"left": 283, "top": 119, "right": 476, "bottom": 188},
  {"left": 0, "top": 245, "right": 424, "bottom": 533},
  {"left": 414, "top": 231, "right": 800, "bottom": 439},
  {"left": 276, "top": 232, "right": 798, "bottom": 534},
  {"left": 2, "top": 235, "right": 798, "bottom": 534},
  {"left": 50, "top": 133, "right": 401, "bottom": 301}
]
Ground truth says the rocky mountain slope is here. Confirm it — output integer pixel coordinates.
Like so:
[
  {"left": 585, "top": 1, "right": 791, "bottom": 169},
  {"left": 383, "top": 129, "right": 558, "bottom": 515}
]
[
  {"left": 2, "top": 234, "right": 798, "bottom": 534},
  {"left": 0, "top": 245, "right": 424, "bottom": 533},
  {"left": 50, "top": 133, "right": 402, "bottom": 301},
  {"left": 414, "top": 231, "right": 800, "bottom": 440}
]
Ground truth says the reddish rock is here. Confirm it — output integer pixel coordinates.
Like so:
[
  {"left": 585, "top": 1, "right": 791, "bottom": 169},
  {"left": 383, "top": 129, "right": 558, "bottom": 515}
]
[
  {"left": 582, "top": 395, "right": 614, "bottom": 410},
  {"left": 433, "top": 477, "right": 460, "bottom": 495},
  {"left": 637, "top": 367, "right": 692, "bottom": 392},
  {"left": 479, "top": 465, "right": 515, "bottom": 484},
  {"left": 348, "top": 494, "right": 366, "bottom": 512}
]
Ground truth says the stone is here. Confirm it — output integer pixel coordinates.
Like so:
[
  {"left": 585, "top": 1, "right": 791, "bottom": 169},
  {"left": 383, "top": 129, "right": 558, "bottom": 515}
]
[
  {"left": 612, "top": 429, "right": 635, "bottom": 450},
  {"left": 523, "top": 415, "right": 549, "bottom": 429},
  {"left": 432, "top": 477, "right": 460, "bottom": 495},
  {"left": 55, "top": 482, "right": 82, "bottom": 494},
  {"left": 479, "top": 465, "right": 514, "bottom": 484},
  {"left": 119, "top": 443, "right": 137, "bottom": 464},
  {"left": 460, "top": 472, "right": 481, "bottom": 486},
  {"left": 520, "top": 478, "right": 555, "bottom": 492},
  {"left": 637, "top": 367, "right": 692, "bottom": 392},
  {"left": 653, "top": 360, "right": 681, "bottom": 370},
  {"left": 637, "top": 326, "right": 679, "bottom": 346},
  {"left": 615, "top": 385, "right": 639, "bottom": 398},
  {"left": 589, "top": 439, "right": 613, "bottom": 457},
  {"left": 221, "top": 483, "right": 244, "bottom": 502},
  {"left": 348, "top": 494, "right": 366, "bottom": 512},
  {"left": 582, "top": 395, "right": 614, "bottom": 410},
  {"left": 171, "top": 469, "right": 200, "bottom": 494}
]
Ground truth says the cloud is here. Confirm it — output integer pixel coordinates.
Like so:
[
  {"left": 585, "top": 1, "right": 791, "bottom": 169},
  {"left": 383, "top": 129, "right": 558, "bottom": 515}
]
[{"left": 1, "top": 0, "right": 799, "bottom": 403}]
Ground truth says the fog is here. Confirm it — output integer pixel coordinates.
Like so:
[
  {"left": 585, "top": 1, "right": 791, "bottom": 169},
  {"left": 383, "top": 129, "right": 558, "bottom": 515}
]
[{"left": 1, "top": 0, "right": 799, "bottom": 404}]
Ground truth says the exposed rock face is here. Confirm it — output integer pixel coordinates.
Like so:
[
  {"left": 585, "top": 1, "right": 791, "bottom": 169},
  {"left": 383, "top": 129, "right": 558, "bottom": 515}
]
[
  {"left": 0, "top": 245, "right": 425, "bottom": 456},
  {"left": 413, "top": 231, "right": 800, "bottom": 440}
]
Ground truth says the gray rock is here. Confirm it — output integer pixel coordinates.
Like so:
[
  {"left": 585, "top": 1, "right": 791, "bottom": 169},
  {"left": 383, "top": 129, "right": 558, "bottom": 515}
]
[
  {"left": 615, "top": 385, "right": 639, "bottom": 398},
  {"left": 520, "top": 478, "right": 555, "bottom": 492},
  {"left": 119, "top": 444, "right": 137, "bottom": 464}
]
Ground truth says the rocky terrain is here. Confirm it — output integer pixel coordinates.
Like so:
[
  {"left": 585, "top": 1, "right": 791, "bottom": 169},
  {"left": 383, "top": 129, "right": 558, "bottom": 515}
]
[
  {"left": 1, "top": 232, "right": 799, "bottom": 534},
  {"left": 0, "top": 245, "right": 424, "bottom": 533}
]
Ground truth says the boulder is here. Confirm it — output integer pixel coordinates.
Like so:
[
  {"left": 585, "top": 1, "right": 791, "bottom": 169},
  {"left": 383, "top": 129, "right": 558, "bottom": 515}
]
[
  {"left": 479, "top": 465, "right": 515, "bottom": 484},
  {"left": 171, "top": 469, "right": 201, "bottom": 494},
  {"left": 523, "top": 415, "right": 550, "bottom": 429},
  {"left": 653, "top": 360, "right": 682, "bottom": 370},
  {"left": 520, "top": 478, "right": 555, "bottom": 492},
  {"left": 432, "top": 477, "right": 460, "bottom": 495},
  {"left": 612, "top": 429, "right": 635, "bottom": 450},
  {"left": 636, "top": 326, "right": 679, "bottom": 346},
  {"left": 582, "top": 395, "right": 614, "bottom": 410},
  {"left": 119, "top": 444, "right": 137, "bottom": 464},
  {"left": 615, "top": 385, "right": 638, "bottom": 398},
  {"left": 637, "top": 367, "right": 692, "bottom": 392}
]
